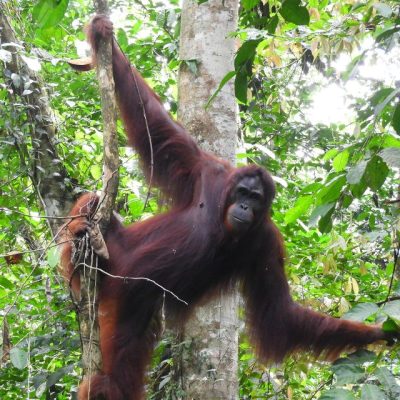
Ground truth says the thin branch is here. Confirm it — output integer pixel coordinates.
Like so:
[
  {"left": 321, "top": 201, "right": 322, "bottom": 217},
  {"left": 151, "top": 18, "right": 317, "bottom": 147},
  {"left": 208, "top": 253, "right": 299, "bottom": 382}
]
[
  {"left": 386, "top": 198, "right": 400, "bottom": 204},
  {"left": 377, "top": 296, "right": 400, "bottom": 306},
  {"left": 0, "top": 240, "right": 70, "bottom": 259},
  {"left": 0, "top": 207, "right": 89, "bottom": 220},
  {"left": 72, "top": 260, "right": 188, "bottom": 306}
]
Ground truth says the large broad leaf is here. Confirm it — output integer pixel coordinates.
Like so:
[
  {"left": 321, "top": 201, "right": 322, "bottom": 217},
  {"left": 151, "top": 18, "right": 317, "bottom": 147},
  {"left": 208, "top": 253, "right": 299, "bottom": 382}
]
[
  {"left": 234, "top": 40, "right": 262, "bottom": 70},
  {"left": 284, "top": 195, "right": 313, "bottom": 224},
  {"left": 266, "top": 15, "right": 279, "bottom": 35},
  {"left": 32, "top": 0, "right": 69, "bottom": 29},
  {"left": 370, "top": 87, "right": 395, "bottom": 106},
  {"left": 361, "top": 384, "right": 387, "bottom": 400},
  {"left": 364, "top": 156, "right": 389, "bottom": 191},
  {"left": 346, "top": 161, "right": 368, "bottom": 184},
  {"left": 320, "top": 388, "right": 355, "bottom": 400},
  {"left": 309, "top": 202, "right": 335, "bottom": 227},
  {"left": 392, "top": 103, "right": 400, "bottom": 134},
  {"left": 375, "top": 367, "right": 400, "bottom": 397},
  {"left": 233, "top": 39, "right": 262, "bottom": 104},
  {"left": 299, "top": 181, "right": 322, "bottom": 195},
  {"left": 376, "top": 25, "right": 400, "bottom": 42},
  {"left": 333, "top": 150, "right": 349, "bottom": 172},
  {"left": 318, "top": 206, "right": 334, "bottom": 233},
  {"left": 279, "top": 0, "right": 310, "bottom": 26},
  {"left": 380, "top": 147, "right": 400, "bottom": 168},
  {"left": 242, "top": 0, "right": 260, "bottom": 11},
  {"left": 10, "top": 348, "right": 28, "bottom": 370},
  {"left": 47, "top": 247, "right": 59, "bottom": 269},
  {"left": 343, "top": 303, "right": 379, "bottom": 321},
  {"left": 382, "top": 300, "right": 400, "bottom": 321},
  {"left": 331, "top": 363, "right": 365, "bottom": 385},
  {"left": 374, "top": 88, "right": 399, "bottom": 117},
  {"left": 235, "top": 71, "right": 248, "bottom": 104},
  {"left": 338, "top": 350, "right": 376, "bottom": 364},
  {"left": 350, "top": 179, "right": 368, "bottom": 198},
  {"left": 46, "top": 364, "right": 75, "bottom": 388},
  {"left": 318, "top": 175, "right": 346, "bottom": 203}
]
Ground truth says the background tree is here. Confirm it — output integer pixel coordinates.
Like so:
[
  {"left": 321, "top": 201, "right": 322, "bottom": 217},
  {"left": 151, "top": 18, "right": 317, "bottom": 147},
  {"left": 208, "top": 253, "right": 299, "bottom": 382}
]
[{"left": 176, "top": 0, "right": 239, "bottom": 398}]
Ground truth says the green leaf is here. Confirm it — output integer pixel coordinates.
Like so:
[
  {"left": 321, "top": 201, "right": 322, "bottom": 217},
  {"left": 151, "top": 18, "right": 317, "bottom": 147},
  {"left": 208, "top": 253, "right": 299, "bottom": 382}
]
[
  {"left": 370, "top": 88, "right": 395, "bottom": 106},
  {"left": 374, "top": 88, "right": 399, "bottom": 117},
  {"left": 392, "top": 103, "right": 400, "bottom": 134},
  {"left": 10, "top": 348, "right": 28, "bottom": 369},
  {"left": 375, "top": 367, "right": 400, "bottom": 397},
  {"left": 299, "top": 182, "right": 322, "bottom": 195},
  {"left": 267, "top": 15, "right": 279, "bottom": 35},
  {"left": 382, "top": 318, "right": 399, "bottom": 333},
  {"left": 46, "top": 364, "right": 74, "bottom": 388},
  {"left": 364, "top": 156, "right": 389, "bottom": 191},
  {"left": 0, "top": 276, "right": 14, "bottom": 289},
  {"left": 332, "top": 150, "right": 349, "bottom": 172},
  {"left": 346, "top": 161, "right": 367, "bottom": 185},
  {"left": 346, "top": 161, "right": 368, "bottom": 184},
  {"left": 343, "top": 303, "right": 379, "bottom": 322},
  {"left": 350, "top": 179, "right": 368, "bottom": 198},
  {"left": 242, "top": 0, "right": 260, "bottom": 11},
  {"left": 375, "top": 26, "right": 400, "bottom": 42},
  {"left": 117, "top": 28, "right": 129, "bottom": 49},
  {"left": 342, "top": 54, "right": 363, "bottom": 81},
  {"left": 323, "top": 149, "right": 338, "bottom": 161},
  {"left": 318, "top": 206, "right": 334, "bottom": 233},
  {"left": 309, "top": 202, "right": 335, "bottom": 227},
  {"left": 380, "top": 147, "right": 400, "bottom": 168},
  {"left": 32, "top": 0, "right": 69, "bottom": 29},
  {"left": 361, "top": 384, "right": 387, "bottom": 400},
  {"left": 342, "top": 349, "right": 376, "bottom": 364},
  {"left": 205, "top": 70, "right": 236, "bottom": 108},
  {"left": 382, "top": 300, "right": 400, "bottom": 321},
  {"left": 331, "top": 363, "right": 365, "bottom": 385},
  {"left": 284, "top": 195, "right": 313, "bottom": 224},
  {"left": 320, "top": 388, "right": 355, "bottom": 400},
  {"left": 90, "top": 164, "right": 102, "bottom": 181},
  {"left": 234, "top": 39, "right": 262, "bottom": 70},
  {"left": 319, "top": 175, "right": 346, "bottom": 203},
  {"left": 280, "top": 0, "right": 310, "bottom": 26},
  {"left": 47, "top": 247, "right": 60, "bottom": 269},
  {"left": 235, "top": 71, "right": 248, "bottom": 104}
]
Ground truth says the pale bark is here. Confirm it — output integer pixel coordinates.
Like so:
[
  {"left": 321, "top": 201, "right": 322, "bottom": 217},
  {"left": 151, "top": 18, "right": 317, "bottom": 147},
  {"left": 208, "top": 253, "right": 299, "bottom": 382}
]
[{"left": 178, "top": 0, "right": 240, "bottom": 398}]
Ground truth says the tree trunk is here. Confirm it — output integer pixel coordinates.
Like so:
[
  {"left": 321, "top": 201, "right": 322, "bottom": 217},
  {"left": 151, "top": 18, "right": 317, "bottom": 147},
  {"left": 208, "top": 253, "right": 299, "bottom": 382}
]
[
  {"left": 177, "top": 0, "right": 239, "bottom": 398},
  {"left": 0, "top": 10, "right": 74, "bottom": 233}
]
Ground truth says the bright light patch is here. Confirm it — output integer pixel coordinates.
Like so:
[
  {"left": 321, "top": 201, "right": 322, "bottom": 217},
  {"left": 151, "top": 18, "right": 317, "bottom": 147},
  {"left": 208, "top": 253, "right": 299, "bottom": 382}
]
[
  {"left": 305, "top": 38, "right": 400, "bottom": 126},
  {"left": 307, "top": 84, "right": 350, "bottom": 125}
]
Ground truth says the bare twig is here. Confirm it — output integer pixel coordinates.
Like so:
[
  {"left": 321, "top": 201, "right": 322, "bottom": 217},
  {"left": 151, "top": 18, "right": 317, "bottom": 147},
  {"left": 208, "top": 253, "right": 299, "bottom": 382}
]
[
  {"left": 0, "top": 207, "right": 89, "bottom": 220},
  {"left": 377, "top": 296, "right": 400, "bottom": 306},
  {"left": 386, "top": 198, "right": 400, "bottom": 204},
  {"left": 72, "top": 260, "right": 188, "bottom": 306}
]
